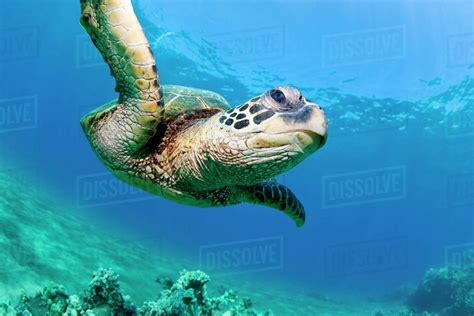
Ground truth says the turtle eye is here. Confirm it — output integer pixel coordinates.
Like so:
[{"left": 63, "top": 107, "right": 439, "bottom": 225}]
[{"left": 270, "top": 89, "right": 286, "bottom": 104}]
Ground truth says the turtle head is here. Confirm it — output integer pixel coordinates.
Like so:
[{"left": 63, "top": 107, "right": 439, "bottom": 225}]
[
  {"left": 215, "top": 86, "right": 327, "bottom": 183},
  {"left": 245, "top": 86, "right": 327, "bottom": 152}
]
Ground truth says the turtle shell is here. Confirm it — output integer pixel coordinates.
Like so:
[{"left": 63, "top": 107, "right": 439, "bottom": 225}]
[{"left": 161, "top": 85, "right": 231, "bottom": 119}]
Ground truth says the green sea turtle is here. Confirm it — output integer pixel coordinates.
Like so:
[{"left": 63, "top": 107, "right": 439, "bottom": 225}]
[{"left": 79, "top": 0, "right": 327, "bottom": 227}]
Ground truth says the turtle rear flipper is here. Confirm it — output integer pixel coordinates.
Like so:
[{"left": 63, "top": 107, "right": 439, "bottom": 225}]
[
  {"left": 239, "top": 181, "right": 306, "bottom": 227},
  {"left": 80, "top": 0, "right": 163, "bottom": 157}
]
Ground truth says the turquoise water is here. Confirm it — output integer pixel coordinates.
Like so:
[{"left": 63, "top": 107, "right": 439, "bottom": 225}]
[{"left": 0, "top": 0, "right": 473, "bottom": 315}]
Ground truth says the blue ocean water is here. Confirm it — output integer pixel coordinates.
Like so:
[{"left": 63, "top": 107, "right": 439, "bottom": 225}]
[{"left": 0, "top": 0, "right": 473, "bottom": 313}]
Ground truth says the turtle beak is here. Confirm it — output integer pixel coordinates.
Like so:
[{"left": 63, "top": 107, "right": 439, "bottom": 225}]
[
  {"left": 246, "top": 101, "right": 327, "bottom": 153},
  {"left": 286, "top": 103, "right": 328, "bottom": 152},
  {"left": 303, "top": 102, "right": 327, "bottom": 138}
]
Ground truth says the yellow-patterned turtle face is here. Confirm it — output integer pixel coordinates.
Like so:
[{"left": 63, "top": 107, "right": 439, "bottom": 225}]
[{"left": 218, "top": 86, "right": 327, "bottom": 160}]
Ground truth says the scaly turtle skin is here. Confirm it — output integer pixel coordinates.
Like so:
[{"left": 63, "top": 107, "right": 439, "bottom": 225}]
[{"left": 79, "top": 0, "right": 328, "bottom": 227}]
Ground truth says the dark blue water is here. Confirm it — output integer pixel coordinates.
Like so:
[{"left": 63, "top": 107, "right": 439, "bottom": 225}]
[{"left": 1, "top": 0, "right": 473, "bottom": 306}]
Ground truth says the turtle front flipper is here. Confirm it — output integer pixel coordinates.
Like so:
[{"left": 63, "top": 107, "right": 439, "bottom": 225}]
[
  {"left": 80, "top": 0, "right": 163, "bottom": 157},
  {"left": 238, "top": 181, "right": 306, "bottom": 227}
]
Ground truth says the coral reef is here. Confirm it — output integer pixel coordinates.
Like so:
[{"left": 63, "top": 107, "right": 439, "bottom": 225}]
[
  {"left": 407, "top": 264, "right": 474, "bottom": 315},
  {"left": 0, "top": 268, "right": 271, "bottom": 316},
  {"left": 81, "top": 268, "right": 136, "bottom": 315},
  {"left": 141, "top": 270, "right": 270, "bottom": 316},
  {"left": 10, "top": 283, "right": 70, "bottom": 316}
]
